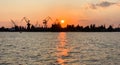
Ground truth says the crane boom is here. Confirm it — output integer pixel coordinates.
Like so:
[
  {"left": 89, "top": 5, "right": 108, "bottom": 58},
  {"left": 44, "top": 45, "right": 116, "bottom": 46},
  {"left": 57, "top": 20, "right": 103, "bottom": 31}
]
[
  {"left": 21, "top": 17, "right": 31, "bottom": 30},
  {"left": 43, "top": 16, "right": 52, "bottom": 28},
  {"left": 21, "top": 17, "right": 30, "bottom": 23},
  {"left": 45, "top": 16, "right": 52, "bottom": 21},
  {"left": 11, "top": 19, "right": 17, "bottom": 26}
]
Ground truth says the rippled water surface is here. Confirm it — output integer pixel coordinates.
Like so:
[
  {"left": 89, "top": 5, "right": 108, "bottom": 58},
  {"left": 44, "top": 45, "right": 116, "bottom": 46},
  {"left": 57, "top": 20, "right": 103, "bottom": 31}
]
[{"left": 0, "top": 32, "right": 120, "bottom": 65}]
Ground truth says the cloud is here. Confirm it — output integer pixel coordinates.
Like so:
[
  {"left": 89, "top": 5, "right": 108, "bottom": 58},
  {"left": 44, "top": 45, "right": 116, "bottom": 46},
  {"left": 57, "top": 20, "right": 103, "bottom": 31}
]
[
  {"left": 89, "top": 4, "right": 97, "bottom": 9},
  {"left": 97, "top": 1, "right": 116, "bottom": 7},
  {"left": 87, "top": 1, "right": 118, "bottom": 9}
]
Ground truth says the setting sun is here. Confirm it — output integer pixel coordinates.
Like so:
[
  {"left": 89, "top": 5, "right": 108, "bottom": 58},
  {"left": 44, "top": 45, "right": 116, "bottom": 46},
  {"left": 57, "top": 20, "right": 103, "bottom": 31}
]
[
  {"left": 60, "top": 19, "right": 67, "bottom": 28},
  {"left": 61, "top": 20, "right": 65, "bottom": 24}
]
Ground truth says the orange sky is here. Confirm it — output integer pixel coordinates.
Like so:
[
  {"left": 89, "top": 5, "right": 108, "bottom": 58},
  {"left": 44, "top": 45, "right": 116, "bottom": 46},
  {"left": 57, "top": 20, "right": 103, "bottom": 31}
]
[{"left": 0, "top": 0, "right": 120, "bottom": 27}]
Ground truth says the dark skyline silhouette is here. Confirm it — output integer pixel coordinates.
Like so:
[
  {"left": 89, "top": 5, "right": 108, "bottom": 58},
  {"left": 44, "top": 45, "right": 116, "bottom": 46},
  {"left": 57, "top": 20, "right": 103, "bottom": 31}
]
[{"left": 0, "top": 22, "right": 120, "bottom": 32}]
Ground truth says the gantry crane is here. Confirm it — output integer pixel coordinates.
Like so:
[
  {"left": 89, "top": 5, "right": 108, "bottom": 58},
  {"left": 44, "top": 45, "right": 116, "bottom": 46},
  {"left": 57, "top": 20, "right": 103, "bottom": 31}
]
[
  {"left": 43, "top": 16, "right": 52, "bottom": 28},
  {"left": 21, "top": 17, "right": 31, "bottom": 30}
]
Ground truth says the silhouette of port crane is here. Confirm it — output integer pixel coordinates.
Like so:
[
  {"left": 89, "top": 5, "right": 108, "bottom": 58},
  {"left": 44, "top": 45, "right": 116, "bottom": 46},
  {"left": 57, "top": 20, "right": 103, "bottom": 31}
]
[
  {"left": 10, "top": 19, "right": 19, "bottom": 31},
  {"left": 21, "top": 17, "right": 31, "bottom": 30},
  {"left": 43, "top": 16, "right": 52, "bottom": 28},
  {"left": 11, "top": 19, "right": 17, "bottom": 27}
]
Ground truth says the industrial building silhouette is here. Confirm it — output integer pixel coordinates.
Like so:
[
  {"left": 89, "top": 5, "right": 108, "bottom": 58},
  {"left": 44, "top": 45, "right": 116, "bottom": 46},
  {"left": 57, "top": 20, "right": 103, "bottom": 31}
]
[{"left": 0, "top": 17, "right": 120, "bottom": 32}]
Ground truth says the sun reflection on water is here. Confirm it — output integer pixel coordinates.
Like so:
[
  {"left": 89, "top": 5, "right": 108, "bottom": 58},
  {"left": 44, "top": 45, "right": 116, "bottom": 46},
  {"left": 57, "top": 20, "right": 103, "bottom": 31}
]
[{"left": 56, "top": 32, "right": 70, "bottom": 65}]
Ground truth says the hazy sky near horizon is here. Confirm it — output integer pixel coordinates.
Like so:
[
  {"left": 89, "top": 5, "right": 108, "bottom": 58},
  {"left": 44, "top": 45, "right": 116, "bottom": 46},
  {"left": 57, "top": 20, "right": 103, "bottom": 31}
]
[{"left": 0, "top": 0, "right": 120, "bottom": 27}]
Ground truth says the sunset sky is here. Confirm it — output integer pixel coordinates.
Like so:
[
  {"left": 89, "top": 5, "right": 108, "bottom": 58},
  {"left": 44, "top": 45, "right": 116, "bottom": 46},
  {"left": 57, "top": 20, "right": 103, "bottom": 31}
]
[{"left": 0, "top": 0, "right": 120, "bottom": 27}]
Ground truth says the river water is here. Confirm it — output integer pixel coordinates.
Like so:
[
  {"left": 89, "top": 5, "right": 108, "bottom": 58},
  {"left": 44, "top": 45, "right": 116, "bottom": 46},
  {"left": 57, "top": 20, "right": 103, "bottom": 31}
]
[{"left": 0, "top": 32, "right": 120, "bottom": 65}]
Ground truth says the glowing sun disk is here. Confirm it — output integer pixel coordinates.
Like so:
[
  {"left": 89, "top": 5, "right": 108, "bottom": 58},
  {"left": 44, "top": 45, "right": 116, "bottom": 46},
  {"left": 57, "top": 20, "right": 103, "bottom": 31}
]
[{"left": 61, "top": 20, "right": 65, "bottom": 23}]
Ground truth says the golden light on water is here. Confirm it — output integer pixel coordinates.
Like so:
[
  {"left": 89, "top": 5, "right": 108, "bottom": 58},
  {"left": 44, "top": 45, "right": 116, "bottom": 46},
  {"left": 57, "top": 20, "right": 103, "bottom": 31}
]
[{"left": 56, "top": 32, "right": 70, "bottom": 65}]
